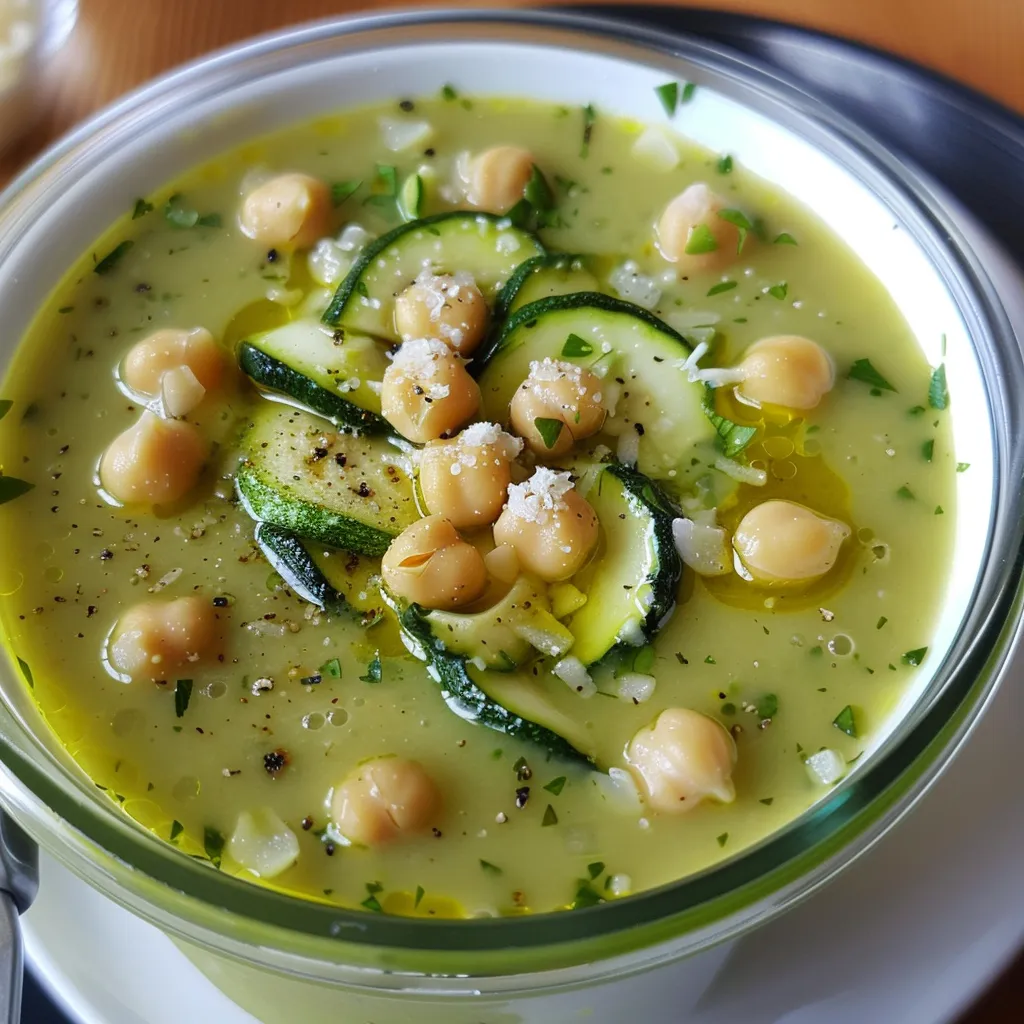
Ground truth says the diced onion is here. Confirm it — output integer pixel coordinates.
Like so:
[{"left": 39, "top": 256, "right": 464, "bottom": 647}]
[
  {"left": 379, "top": 117, "right": 434, "bottom": 153},
  {"left": 227, "top": 808, "right": 300, "bottom": 878},
  {"left": 514, "top": 622, "right": 575, "bottom": 659},
  {"left": 591, "top": 767, "right": 643, "bottom": 813},
  {"left": 608, "top": 261, "right": 662, "bottom": 310},
  {"left": 805, "top": 749, "right": 847, "bottom": 786},
  {"left": 672, "top": 516, "right": 732, "bottom": 576},
  {"left": 617, "top": 429, "right": 641, "bottom": 466},
  {"left": 617, "top": 672, "right": 657, "bottom": 703},
  {"left": 714, "top": 456, "right": 767, "bottom": 486},
  {"left": 553, "top": 656, "right": 596, "bottom": 698},
  {"left": 631, "top": 126, "right": 680, "bottom": 172}
]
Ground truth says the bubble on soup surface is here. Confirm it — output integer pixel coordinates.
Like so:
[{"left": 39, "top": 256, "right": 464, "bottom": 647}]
[
  {"left": 829, "top": 634, "right": 854, "bottom": 657},
  {"left": 203, "top": 680, "right": 227, "bottom": 699},
  {"left": 327, "top": 709, "right": 349, "bottom": 727},
  {"left": 0, "top": 567, "right": 24, "bottom": 596},
  {"left": 302, "top": 712, "right": 325, "bottom": 731}
]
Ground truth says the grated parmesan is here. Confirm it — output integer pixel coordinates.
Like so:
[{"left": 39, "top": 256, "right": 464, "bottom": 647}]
[
  {"left": 505, "top": 467, "right": 574, "bottom": 525},
  {"left": 387, "top": 337, "right": 453, "bottom": 400},
  {"left": 608, "top": 260, "right": 662, "bottom": 310}
]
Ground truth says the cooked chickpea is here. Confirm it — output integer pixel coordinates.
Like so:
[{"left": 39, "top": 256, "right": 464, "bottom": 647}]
[
  {"left": 656, "top": 182, "right": 743, "bottom": 271},
  {"left": 509, "top": 358, "right": 606, "bottom": 457},
  {"left": 733, "top": 499, "right": 850, "bottom": 584},
  {"left": 492, "top": 468, "right": 599, "bottom": 582},
  {"left": 99, "top": 411, "right": 207, "bottom": 506},
  {"left": 239, "top": 172, "right": 332, "bottom": 250},
  {"left": 332, "top": 757, "right": 440, "bottom": 847},
  {"left": 626, "top": 708, "right": 737, "bottom": 813},
  {"left": 107, "top": 595, "right": 219, "bottom": 681},
  {"left": 382, "top": 515, "right": 487, "bottom": 610},
  {"left": 394, "top": 272, "right": 489, "bottom": 355},
  {"left": 419, "top": 424, "right": 522, "bottom": 529},
  {"left": 379, "top": 337, "right": 481, "bottom": 443},
  {"left": 465, "top": 145, "right": 534, "bottom": 214},
  {"left": 121, "top": 327, "right": 224, "bottom": 398},
  {"left": 738, "top": 335, "right": 835, "bottom": 410}
]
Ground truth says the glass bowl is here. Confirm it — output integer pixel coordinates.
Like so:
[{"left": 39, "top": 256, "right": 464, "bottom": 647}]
[{"left": 0, "top": 10, "right": 1022, "bottom": 1022}]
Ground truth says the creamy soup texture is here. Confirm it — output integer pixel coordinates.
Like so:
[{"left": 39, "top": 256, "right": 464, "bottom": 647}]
[{"left": 0, "top": 91, "right": 957, "bottom": 916}]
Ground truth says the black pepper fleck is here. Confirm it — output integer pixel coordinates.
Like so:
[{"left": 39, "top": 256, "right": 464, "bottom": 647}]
[{"left": 515, "top": 786, "right": 530, "bottom": 808}]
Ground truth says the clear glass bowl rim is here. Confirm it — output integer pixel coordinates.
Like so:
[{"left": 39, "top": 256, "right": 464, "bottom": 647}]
[{"left": 0, "top": 7, "right": 1022, "bottom": 975}]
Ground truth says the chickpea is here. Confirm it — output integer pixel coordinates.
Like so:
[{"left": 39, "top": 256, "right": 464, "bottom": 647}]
[
  {"left": 121, "top": 327, "right": 224, "bottom": 398},
  {"left": 656, "top": 182, "right": 743, "bottom": 271},
  {"left": 382, "top": 515, "right": 487, "bottom": 610},
  {"left": 419, "top": 424, "right": 522, "bottom": 530},
  {"left": 738, "top": 335, "right": 835, "bottom": 410},
  {"left": 733, "top": 499, "right": 850, "bottom": 584},
  {"left": 509, "top": 358, "right": 606, "bottom": 456},
  {"left": 107, "top": 595, "right": 219, "bottom": 681},
  {"left": 380, "top": 337, "right": 481, "bottom": 444},
  {"left": 332, "top": 757, "right": 441, "bottom": 847},
  {"left": 492, "top": 468, "right": 598, "bottom": 582},
  {"left": 239, "top": 172, "right": 332, "bottom": 250},
  {"left": 626, "top": 708, "right": 737, "bottom": 814},
  {"left": 99, "top": 411, "right": 207, "bottom": 506},
  {"left": 465, "top": 146, "right": 534, "bottom": 214},
  {"left": 394, "top": 271, "right": 489, "bottom": 355}
]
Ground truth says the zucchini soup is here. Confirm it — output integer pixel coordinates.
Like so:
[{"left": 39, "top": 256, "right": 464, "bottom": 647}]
[{"left": 0, "top": 88, "right": 957, "bottom": 917}]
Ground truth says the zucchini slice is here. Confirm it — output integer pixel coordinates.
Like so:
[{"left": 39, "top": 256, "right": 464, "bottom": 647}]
[
  {"left": 385, "top": 590, "right": 594, "bottom": 764},
  {"left": 255, "top": 522, "right": 383, "bottom": 625},
  {"left": 476, "top": 292, "right": 716, "bottom": 479},
  {"left": 238, "top": 319, "right": 391, "bottom": 434},
  {"left": 236, "top": 406, "right": 417, "bottom": 556},
  {"left": 569, "top": 461, "right": 683, "bottom": 666},
  {"left": 493, "top": 253, "right": 599, "bottom": 320},
  {"left": 321, "top": 212, "right": 544, "bottom": 340}
]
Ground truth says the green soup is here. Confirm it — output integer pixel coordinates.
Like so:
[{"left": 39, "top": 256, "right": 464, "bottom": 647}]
[{"left": 0, "top": 94, "right": 956, "bottom": 916}]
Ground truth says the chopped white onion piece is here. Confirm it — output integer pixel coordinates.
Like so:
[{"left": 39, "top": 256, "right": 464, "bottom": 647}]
[
  {"left": 337, "top": 222, "right": 374, "bottom": 253},
  {"left": 307, "top": 239, "right": 350, "bottom": 287},
  {"left": 592, "top": 766, "right": 643, "bottom": 813},
  {"left": 672, "top": 516, "right": 732, "bottom": 576},
  {"left": 617, "top": 428, "right": 641, "bottom": 466},
  {"left": 227, "top": 808, "right": 300, "bottom": 878},
  {"left": 379, "top": 116, "right": 434, "bottom": 153},
  {"left": 805, "top": 749, "right": 847, "bottom": 786},
  {"left": 553, "top": 656, "right": 596, "bottom": 698},
  {"left": 617, "top": 672, "right": 657, "bottom": 704},
  {"left": 513, "top": 622, "right": 574, "bottom": 659},
  {"left": 608, "top": 260, "right": 662, "bottom": 310},
  {"left": 631, "top": 126, "right": 680, "bottom": 172},
  {"left": 607, "top": 873, "right": 633, "bottom": 896},
  {"left": 714, "top": 456, "right": 767, "bottom": 486},
  {"left": 266, "top": 285, "right": 304, "bottom": 307},
  {"left": 159, "top": 365, "right": 205, "bottom": 418}
]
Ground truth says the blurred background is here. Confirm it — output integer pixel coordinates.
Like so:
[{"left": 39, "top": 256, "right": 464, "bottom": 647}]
[{"left": 2, "top": 1, "right": 1022, "bottom": 1022}]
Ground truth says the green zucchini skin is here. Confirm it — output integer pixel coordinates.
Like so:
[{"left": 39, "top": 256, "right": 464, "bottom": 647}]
[
  {"left": 383, "top": 591, "right": 593, "bottom": 765},
  {"left": 238, "top": 342, "right": 390, "bottom": 434},
  {"left": 492, "top": 252, "right": 592, "bottom": 321},
  {"left": 321, "top": 211, "right": 544, "bottom": 337},
  {"left": 255, "top": 522, "right": 350, "bottom": 615}
]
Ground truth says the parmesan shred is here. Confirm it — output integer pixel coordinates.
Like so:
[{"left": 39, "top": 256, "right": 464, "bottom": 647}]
[
  {"left": 505, "top": 467, "right": 574, "bottom": 525},
  {"left": 676, "top": 339, "right": 748, "bottom": 387},
  {"left": 617, "top": 429, "right": 640, "bottom": 466},
  {"left": 714, "top": 456, "right": 767, "bottom": 486},
  {"left": 388, "top": 337, "right": 453, "bottom": 400},
  {"left": 552, "top": 656, "right": 596, "bottom": 698},
  {"left": 608, "top": 260, "right": 662, "bottom": 310},
  {"left": 671, "top": 516, "right": 732, "bottom": 576},
  {"left": 456, "top": 421, "right": 523, "bottom": 464}
]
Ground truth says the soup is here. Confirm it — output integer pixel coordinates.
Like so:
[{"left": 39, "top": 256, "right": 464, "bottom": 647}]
[{"left": 0, "top": 89, "right": 956, "bottom": 916}]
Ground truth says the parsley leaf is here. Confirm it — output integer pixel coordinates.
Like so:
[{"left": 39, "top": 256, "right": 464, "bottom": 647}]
[
  {"left": 0, "top": 400, "right": 10, "bottom": 421},
  {"left": 897, "top": 485, "right": 915, "bottom": 500},
  {"left": 541, "top": 804, "right": 559, "bottom": 827},
  {"left": 756, "top": 693, "right": 779, "bottom": 719},
  {"left": 480, "top": 859, "right": 503, "bottom": 875},
  {"left": 774, "top": 232, "right": 798, "bottom": 245},
  {"left": 681, "top": 82, "right": 697, "bottom": 102},
  {"left": 684, "top": 223, "right": 718, "bottom": 255},
  {"left": 132, "top": 198, "right": 154, "bottom": 219},
  {"left": 922, "top": 439, "right": 934, "bottom": 462},
  {"left": 320, "top": 658, "right": 342, "bottom": 679},
  {"left": 534, "top": 417, "right": 564, "bottom": 450},
  {"left": 169, "top": 820, "right": 183, "bottom": 842},
  {"left": 587, "top": 861, "right": 605, "bottom": 880},
  {"left": 847, "top": 358, "right": 897, "bottom": 392},
  {"left": 706, "top": 280, "right": 737, "bottom": 297},
  {"left": 93, "top": 240, "right": 134, "bottom": 275},
  {"left": 16, "top": 657, "right": 32, "bottom": 689},
  {"left": 0, "top": 476, "right": 34, "bottom": 506},
  {"left": 331, "top": 180, "right": 362, "bottom": 206},
  {"left": 702, "top": 385, "right": 757, "bottom": 457},
  {"left": 441, "top": 83, "right": 457, "bottom": 101},
  {"left": 767, "top": 281, "right": 788, "bottom": 300},
  {"left": 174, "top": 679, "right": 193, "bottom": 718},
  {"left": 580, "top": 104, "right": 596, "bottom": 158},
  {"left": 928, "top": 364, "right": 948, "bottom": 409},
  {"left": 523, "top": 164, "right": 554, "bottom": 211},
  {"left": 414, "top": 885, "right": 425, "bottom": 908},
  {"left": 716, "top": 154, "right": 733, "bottom": 174},
  {"left": 359, "top": 652, "right": 382, "bottom": 684},
  {"left": 902, "top": 647, "right": 928, "bottom": 666},
  {"left": 716, "top": 832, "right": 729, "bottom": 848},
  {"left": 203, "top": 826, "right": 225, "bottom": 868},
  {"left": 833, "top": 705, "right": 858, "bottom": 737},
  {"left": 717, "top": 208, "right": 753, "bottom": 253},
  {"left": 571, "top": 882, "right": 603, "bottom": 909},
  {"left": 655, "top": 82, "right": 678, "bottom": 116},
  {"left": 543, "top": 776, "right": 567, "bottom": 796},
  {"left": 956, "top": 462, "right": 970, "bottom": 472},
  {"left": 561, "top": 333, "right": 594, "bottom": 358}
]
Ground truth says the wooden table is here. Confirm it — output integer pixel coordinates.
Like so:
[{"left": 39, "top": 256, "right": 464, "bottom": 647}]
[{"left": 4, "top": 2, "right": 1022, "bottom": 1021}]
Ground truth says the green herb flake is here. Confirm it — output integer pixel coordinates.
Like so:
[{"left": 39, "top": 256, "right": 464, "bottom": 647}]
[
  {"left": 847, "top": 358, "right": 896, "bottom": 392},
  {"left": 935, "top": 505, "right": 944, "bottom": 515},
  {"left": 587, "top": 861, "right": 605, "bottom": 880},
  {"left": 375, "top": 163, "right": 398, "bottom": 197},
  {"left": 441, "top": 83, "right": 457, "bottom": 101},
  {"left": 809, "top": 645, "right": 824, "bottom": 657},
  {"left": 767, "top": 281, "right": 788, "bottom": 301},
  {"left": 543, "top": 776, "right": 567, "bottom": 796},
  {"left": 174, "top": 679, "right": 193, "bottom": 717},
  {"left": 361, "top": 894, "right": 384, "bottom": 913},
  {"left": 580, "top": 104, "right": 596, "bottom": 158},
  {"left": 707, "top": 280, "right": 737, "bottom": 297},
  {"left": 169, "top": 820, "right": 183, "bottom": 842},
  {"left": 902, "top": 647, "right": 928, "bottom": 667},
  {"left": 365, "top": 881, "right": 384, "bottom": 894},
  {"left": 922, "top": 439, "right": 935, "bottom": 462},
  {"left": 684, "top": 223, "right": 718, "bottom": 255},
  {"left": 197, "top": 213, "right": 222, "bottom": 228},
  {"left": 355, "top": 280, "right": 369, "bottom": 299},
  {"left": 956, "top": 462, "right": 970, "bottom": 473},
  {"left": 359, "top": 652, "right": 382, "bottom": 684},
  {"left": 414, "top": 885, "right": 425, "bottom": 908},
  {"left": 928, "top": 364, "right": 948, "bottom": 410},
  {"left": 716, "top": 832, "right": 729, "bottom": 848},
  {"left": 655, "top": 81, "right": 678, "bottom": 116},
  {"left": 759, "top": 797, "right": 774, "bottom": 806},
  {"left": 876, "top": 616, "right": 888, "bottom": 630},
  {"left": 704, "top": 655, "right": 716, "bottom": 665},
  {"left": 833, "top": 705, "right": 858, "bottom": 737},
  {"left": 717, "top": 208, "right": 754, "bottom": 253},
  {"left": 203, "top": 826, "right": 225, "bottom": 868},
  {"left": 57, "top": 306, "right": 74, "bottom": 314},
  {"left": 909, "top": 405, "right": 926, "bottom": 416},
  {"left": 681, "top": 82, "right": 697, "bottom": 103},
  {"left": 164, "top": 196, "right": 199, "bottom": 228},
  {"left": 16, "top": 657, "right": 33, "bottom": 689},
  {"left": 524, "top": 164, "right": 554, "bottom": 211},
  {"left": 561, "top": 333, "right": 594, "bottom": 358},
  {"left": 774, "top": 232, "right": 798, "bottom": 245},
  {"left": 896, "top": 485, "right": 915, "bottom": 500},
  {"left": 93, "top": 240, "right": 134, "bottom": 275},
  {"left": 132, "top": 198, "right": 154, "bottom": 219},
  {"left": 541, "top": 804, "right": 559, "bottom": 827},
  {"left": 756, "top": 693, "right": 779, "bottom": 719},
  {"left": 675, "top": 652, "right": 688, "bottom": 665},
  {"left": 480, "top": 859, "right": 503, "bottom": 875},
  {"left": 320, "top": 657, "right": 342, "bottom": 679},
  {"left": 721, "top": 702, "right": 736, "bottom": 716},
  {"left": 716, "top": 154, "right": 733, "bottom": 174},
  {"left": 0, "top": 475, "right": 33, "bottom": 506},
  {"left": 534, "top": 417, "right": 564, "bottom": 450},
  {"left": 571, "top": 882, "right": 604, "bottom": 909},
  {"left": 331, "top": 180, "right": 362, "bottom": 206},
  {"left": 702, "top": 385, "right": 757, "bottom": 457}
]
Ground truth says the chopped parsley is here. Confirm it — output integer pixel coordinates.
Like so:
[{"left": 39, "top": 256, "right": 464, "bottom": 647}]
[
  {"left": 908, "top": 405, "right": 926, "bottom": 416},
  {"left": 655, "top": 81, "right": 679, "bottom": 116},
  {"left": 716, "top": 832, "right": 729, "bottom": 848},
  {"left": 684, "top": 223, "right": 718, "bottom": 255},
  {"left": 717, "top": 208, "right": 754, "bottom": 253},
  {"left": 833, "top": 705, "right": 858, "bottom": 737},
  {"left": 580, "top": 104, "right": 596, "bottom": 158},
  {"left": 331, "top": 180, "right": 362, "bottom": 206},
  {"left": 561, "top": 333, "right": 594, "bottom": 358},
  {"left": 896, "top": 485, "right": 915, "bottom": 500},
  {"left": 681, "top": 82, "right": 697, "bottom": 103},
  {"left": 876, "top": 616, "right": 888, "bottom": 630},
  {"left": 203, "top": 826, "right": 225, "bottom": 868},
  {"left": 767, "top": 281, "right": 788, "bottom": 300},
  {"left": 935, "top": 505, "right": 944, "bottom": 515},
  {"left": 534, "top": 417, "right": 564, "bottom": 450},
  {"left": 543, "top": 776, "right": 567, "bottom": 796},
  {"left": 704, "top": 655, "right": 716, "bottom": 665},
  {"left": 756, "top": 693, "right": 779, "bottom": 719},
  {"left": 902, "top": 647, "right": 928, "bottom": 666},
  {"left": 956, "top": 462, "right": 970, "bottom": 473},
  {"left": 716, "top": 154, "right": 733, "bottom": 174},
  {"left": 441, "top": 83, "right": 457, "bottom": 101},
  {"left": 847, "top": 358, "right": 896, "bottom": 392},
  {"left": 131, "top": 198, "right": 154, "bottom": 219},
  {"left": 541, "top": 804, "right": 559, "bottom": 827},
  {"left": 524, "top": 163, "right": 554, "bottom": 211},
  {"left": 702, "top": 385, "right": 757, "bottom": 457},
  {"left": 706, "top": 280, "right": 737, "bottom": 297},
  {"left": 320, "top": 658, "right": 342, "bottom": 679},
  {"left": 359, "top": 653, "right": 382, "bottom": 683},
  {"left": 0, "top": 476, "right": 34, "bottom": 507},
  {"left": 480, "top": 859, "right": 503, "bottom": 875},
  {"left": 164, "top": 194, "right": 220, "bottom": 229},
  {"left": 361, "top": 893, "right": 384, "bottom": 913},
  {"left": 174, "top": 679, "right": 193, "bottom": 718},
  {"left": 922, "top": 439, "right": 934, "bottom": 462},
  {"left": 16, "top": 657, "right": 33, "bottom": 688},
  {"left": 169, "top": 820, "right": 183, "bottom": 843},
  {"left": 928, "top": 364, "right": 948, "bottom": 410},
  {"left": 774, "top": 232, "right": 798, "bottom": 245},
  {"left": 759, "top": 797, "right": 774, "bottom": 806},
  {"left": 93, "top": 240, "right": 134, "bottom": 275},
  {"left": 571, "top": 881, "right": 604, "bottom": 909},
  {"left": 414, "top": 885, "right": 425, "bottom": 908},
  {"left": 587, "top": 861, "right": 605, "bottom": 880}
]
